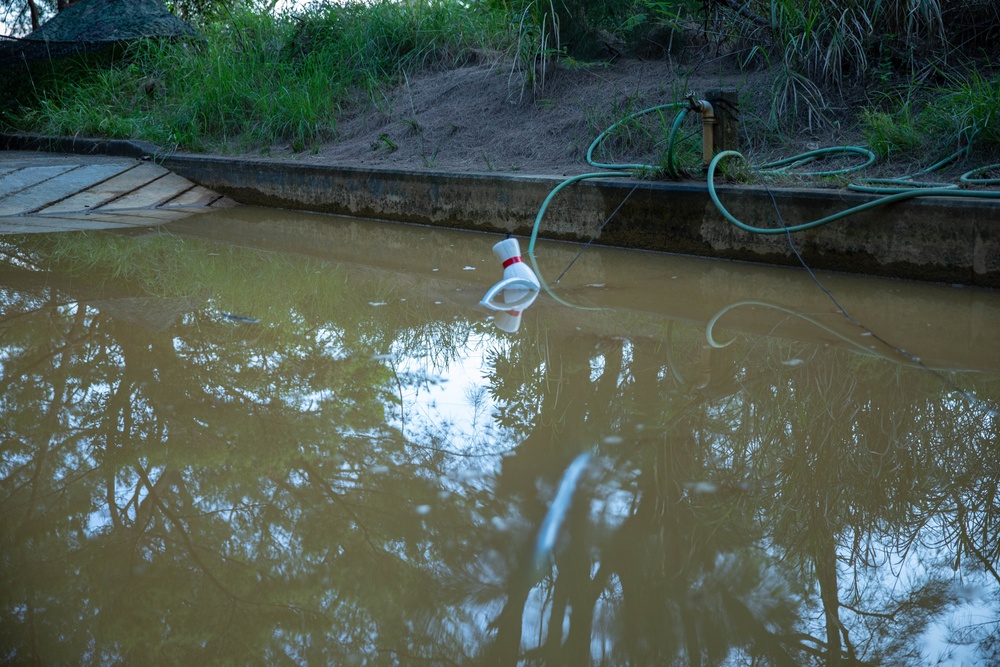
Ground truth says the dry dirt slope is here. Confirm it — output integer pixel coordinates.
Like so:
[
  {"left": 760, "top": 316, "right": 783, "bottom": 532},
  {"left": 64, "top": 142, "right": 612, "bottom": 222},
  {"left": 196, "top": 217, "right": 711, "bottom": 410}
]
[{"left": 252, "top": 58, "right": 841, "bottom": 177}]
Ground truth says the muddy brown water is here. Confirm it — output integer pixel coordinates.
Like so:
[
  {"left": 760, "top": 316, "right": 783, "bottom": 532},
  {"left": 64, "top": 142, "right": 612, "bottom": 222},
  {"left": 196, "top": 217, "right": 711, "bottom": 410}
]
[{"left": 2, "top": 207, "right": 999, "bottom": 665}]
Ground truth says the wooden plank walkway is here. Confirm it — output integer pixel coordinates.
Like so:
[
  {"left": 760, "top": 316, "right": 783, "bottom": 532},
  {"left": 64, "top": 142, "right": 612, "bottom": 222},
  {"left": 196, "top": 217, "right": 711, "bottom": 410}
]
[{"left": 0, "top": 152, "right": 235, "bottom": 233}]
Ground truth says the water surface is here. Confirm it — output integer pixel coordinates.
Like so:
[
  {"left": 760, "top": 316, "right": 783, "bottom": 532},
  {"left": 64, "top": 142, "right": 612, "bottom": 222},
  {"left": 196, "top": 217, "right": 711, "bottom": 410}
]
[{"left": 2, "top": 208, "right": 999, "bottom": 665}]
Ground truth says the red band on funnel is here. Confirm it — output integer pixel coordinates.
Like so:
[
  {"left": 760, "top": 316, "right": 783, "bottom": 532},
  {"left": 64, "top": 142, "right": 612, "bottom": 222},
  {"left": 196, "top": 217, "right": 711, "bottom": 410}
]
[{"left": 502, "top": 256, "right": 523, "bottom": 268}]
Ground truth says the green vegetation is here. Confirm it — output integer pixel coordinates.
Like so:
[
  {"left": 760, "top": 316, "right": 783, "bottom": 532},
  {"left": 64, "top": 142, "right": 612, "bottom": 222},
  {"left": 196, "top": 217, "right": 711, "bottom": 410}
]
[
  {"left": 863, "top": 68, "right": 1000, "bottom": 161},
  {"left": 2, "top": 0, "right": 998, "bottom": 161},
  {"left": 5, "top": 1, "right": 508, "bottom": 152}
]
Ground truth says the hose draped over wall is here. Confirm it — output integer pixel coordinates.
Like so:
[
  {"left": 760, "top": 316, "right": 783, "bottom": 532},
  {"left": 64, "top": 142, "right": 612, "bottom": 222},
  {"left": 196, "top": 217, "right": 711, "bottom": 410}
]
[{"left": 528, "top": 102, "right": 1000, "bottom": 291}]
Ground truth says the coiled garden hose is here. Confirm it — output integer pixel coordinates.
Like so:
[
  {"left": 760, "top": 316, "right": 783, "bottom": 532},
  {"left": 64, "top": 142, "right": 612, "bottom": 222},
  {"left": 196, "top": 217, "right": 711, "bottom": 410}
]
[
  {"left": 527, "top": 102, "right": 690, "bottom": 308},
  {"left": 754, "top": 145, "right": 876, "bottom": 176},
  {"left": 847, "top": 145, "right": 1000, "bottom": 193},
  {"left": 709, "top": 150, "right": 1000, "bottom": 235},
  {"left": 529, "top": 102, "right": 1000, "bottom": 296},
  {"left": 962, "top": 164, "right": 1000, "bottom": 186},
  {"left": 846, "top": 147, "right": 967, "bottom": 194}
]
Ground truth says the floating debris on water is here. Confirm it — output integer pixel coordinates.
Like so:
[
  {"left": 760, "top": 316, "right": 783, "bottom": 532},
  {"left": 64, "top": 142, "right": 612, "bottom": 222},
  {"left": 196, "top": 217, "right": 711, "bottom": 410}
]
[
  {"left": 781, "top": 358, "right": 805, "bottom": 367},
  {"left": 685, "top": 481, "right": 718, "bottom": 494},
  {"left": 683, "top": 480, "right": 753, "bottom": 496},
  {"left": 221, "top": 313, "right": 261, "bottom": 324},
  {"left": 368, "top": 302, "right": 388, "bottom": 307}
]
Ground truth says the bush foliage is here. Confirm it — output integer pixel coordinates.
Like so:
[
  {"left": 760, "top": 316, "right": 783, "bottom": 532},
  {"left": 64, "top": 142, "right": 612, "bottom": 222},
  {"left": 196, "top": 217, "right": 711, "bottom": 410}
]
[{"left": 2, "top": 0, "right": 998, "bottom": 156}]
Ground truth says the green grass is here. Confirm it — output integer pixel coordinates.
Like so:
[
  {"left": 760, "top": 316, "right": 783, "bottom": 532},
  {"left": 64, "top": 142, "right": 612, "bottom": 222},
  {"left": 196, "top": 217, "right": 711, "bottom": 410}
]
[
  {"left": 3, "top": 0, "right": 998, "bottom": 165},
  {"left": 715, "top": 1, "right": 997, "bottom": 132},
  {"left": 6, "top": 1, "right": 507, "bottom": 153},
  {"left": 863, "top": 70, "right": 1000, "bottom": 161}
]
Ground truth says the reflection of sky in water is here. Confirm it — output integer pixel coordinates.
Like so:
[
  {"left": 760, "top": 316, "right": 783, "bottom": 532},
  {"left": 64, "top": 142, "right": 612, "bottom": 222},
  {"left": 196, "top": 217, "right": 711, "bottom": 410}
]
[
  {"left": 3, "top": 220, "right": 1000, "bottom": 664},
  {"left": 842, "top": 518, "right": 999, "bottom": 666},
  {"left": 388, "top": 330, "right": 514, "bottom": 466}
]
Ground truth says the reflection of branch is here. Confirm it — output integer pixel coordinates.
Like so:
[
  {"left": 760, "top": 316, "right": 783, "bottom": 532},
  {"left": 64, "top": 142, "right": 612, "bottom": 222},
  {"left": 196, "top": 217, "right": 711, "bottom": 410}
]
[
  {"left": 17, "top": 309, "right": 81, "bottom": 535},
  {"left": 1, "top": 435, "right": 81, "bottom": 498},
  {"left": 136, "top": 467, "right": 237, "bottom": 601},
  {"left": 351, "top": 433, "right": 502, "bottom": 459},
  {"left": 720, "top": 591, "right": 798, "bottom": 667},
  {"left": 295, "top": 462, "right": 387, "bottom": 558},
  {"left": 953, "top": 492, "right": 1000, "bottom": 585},
  {"left": 135, "top": 467, "right": 327, "bottom": 619},
  {"left": 838, "top": 602, "right": 895, "bottom": 620},
  {"left": 388, "top": 358, "right": 406, "bottom": 433},
  {"left": 107, "top": 476, "right": 123, "bottom": 531},
  {"left": 779, "top": 632, "right": 875, "bottom": 666},
  {"left": 377, "top": 647, "right": 461, "bottom": 666},
  {"left": 0, "top": 302, "right": 66, "bottom": 329},
  {"left": 1, "top": 331, "right": 95, "bottom": 391}
]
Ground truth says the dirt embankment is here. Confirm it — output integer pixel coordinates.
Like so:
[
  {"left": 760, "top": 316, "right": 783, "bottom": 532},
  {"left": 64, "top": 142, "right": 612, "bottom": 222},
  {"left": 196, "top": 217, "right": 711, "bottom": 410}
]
[{"left": 248, "top": 56, "right": 858, "bottom": 178}]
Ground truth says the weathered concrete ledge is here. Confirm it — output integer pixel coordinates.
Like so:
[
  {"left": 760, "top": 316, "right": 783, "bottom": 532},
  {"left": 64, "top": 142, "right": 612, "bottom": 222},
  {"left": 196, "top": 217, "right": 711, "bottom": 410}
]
[{"left": 4, "top": 133, "right": 998, "bottom": 287}]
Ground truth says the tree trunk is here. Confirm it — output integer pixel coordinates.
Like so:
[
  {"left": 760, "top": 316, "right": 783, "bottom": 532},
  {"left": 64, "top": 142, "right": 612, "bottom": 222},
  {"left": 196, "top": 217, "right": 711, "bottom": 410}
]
[{"left": 27, "top": 0, "right": 40, "bottom": 31}]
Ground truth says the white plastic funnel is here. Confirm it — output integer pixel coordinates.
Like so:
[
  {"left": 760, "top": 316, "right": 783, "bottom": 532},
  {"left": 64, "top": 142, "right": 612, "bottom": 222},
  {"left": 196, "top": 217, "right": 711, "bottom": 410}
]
[{"left": 491, "top": 238, "right": 539, "bottom": 304}]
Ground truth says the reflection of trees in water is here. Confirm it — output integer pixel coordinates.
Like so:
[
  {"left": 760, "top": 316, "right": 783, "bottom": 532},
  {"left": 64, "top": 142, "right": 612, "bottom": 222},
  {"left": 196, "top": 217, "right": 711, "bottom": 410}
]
[
  {"left": 1, "top": 234, "right": 484, "bottom": 664},
  {"left": 728, "top": 342, "right": 1000, "bottom": 665},
  {"left": 481, "top": 313, "right": 1000, "bottom": 664},
  {"left": 481, "top": 331, "right": 801, "bottom": 666},
  {"left": 1, "top": 232, "right": 998, "bottom": 664}
]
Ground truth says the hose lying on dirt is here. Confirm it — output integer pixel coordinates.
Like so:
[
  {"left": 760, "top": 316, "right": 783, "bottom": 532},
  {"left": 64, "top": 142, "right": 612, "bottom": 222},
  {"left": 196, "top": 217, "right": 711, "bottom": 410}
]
[{"left": 528, "top": 102, "right": 1000, "bottom": 283}]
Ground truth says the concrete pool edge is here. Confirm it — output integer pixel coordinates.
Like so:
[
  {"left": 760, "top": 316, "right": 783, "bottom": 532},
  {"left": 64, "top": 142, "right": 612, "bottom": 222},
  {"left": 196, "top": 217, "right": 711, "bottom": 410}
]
[{"left": 4, "top": 132, "right": 998, "bottom": 287}]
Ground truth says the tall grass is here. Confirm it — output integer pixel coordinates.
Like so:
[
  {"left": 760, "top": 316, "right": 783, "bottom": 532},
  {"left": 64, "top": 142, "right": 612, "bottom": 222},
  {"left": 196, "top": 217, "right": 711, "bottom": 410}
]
[
  {"left": 7, "top": 1, "right": 506, "bottom": 153},
  {"left": 863, "top": 69, "right": 1000, "bottom": 160},
  {"left": 711, "top": 0, "right": 998, "bottom": 131},
  {"left": 4, "top": 0, "right": 998, "bottom": 161},
  {"left": 502, "top": 0, "right": 561, "bottom": 101}
]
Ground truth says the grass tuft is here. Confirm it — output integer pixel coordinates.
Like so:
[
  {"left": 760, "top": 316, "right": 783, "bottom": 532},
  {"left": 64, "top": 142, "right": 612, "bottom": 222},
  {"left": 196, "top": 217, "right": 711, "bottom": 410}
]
[
  {"left": 863, "top": 70, "right": 1000, "bottom": 161},
  {"left": 6, "top": 1, "right": 506, "bottom": 153}
]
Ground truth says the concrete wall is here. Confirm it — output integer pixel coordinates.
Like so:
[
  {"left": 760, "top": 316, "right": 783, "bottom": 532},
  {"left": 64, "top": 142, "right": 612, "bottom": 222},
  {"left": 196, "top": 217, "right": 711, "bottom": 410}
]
[
  {"left": 4, "top": 133, "right": 999, "bottom": 287},
  {"left": 159, "top": 153, "right": 1000, "bottom": 287}
]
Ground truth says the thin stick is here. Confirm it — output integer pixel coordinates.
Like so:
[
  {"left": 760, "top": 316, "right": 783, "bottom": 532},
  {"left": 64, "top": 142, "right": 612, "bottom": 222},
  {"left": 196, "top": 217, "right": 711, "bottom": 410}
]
[{"left": 554, "top": 183, "right": 639, "bottom": 283}]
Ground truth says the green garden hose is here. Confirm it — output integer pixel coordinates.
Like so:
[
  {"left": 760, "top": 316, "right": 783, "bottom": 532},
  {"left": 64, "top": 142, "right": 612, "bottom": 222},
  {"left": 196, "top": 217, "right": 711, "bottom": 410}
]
[
  {"left": 846, "top": 147, "right": 966, "bottom": 193},
  {"left": 846, "top": 145, "right": 1000, "bottom": 192},
  {"left": 960, "top": 163, "right": 1000, "bottom": 186},
  {"left": 584, "top": 102, "right": 689, "bottom": 177},
  {"left": 527, "top": 171, "right": 630, "bottom": 311},
  {"left": 527, "top": 101, "right": 690, "bottom": 309},
  {"left": 528, "top": 101, "right": 1000, "bottom": 301},
  {"left": 754, "top": 145, "right": 876, "bottom": 176},
  {"left": 709, "top": 150, "right": 1000, "bottom": 235}
]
